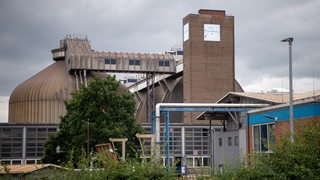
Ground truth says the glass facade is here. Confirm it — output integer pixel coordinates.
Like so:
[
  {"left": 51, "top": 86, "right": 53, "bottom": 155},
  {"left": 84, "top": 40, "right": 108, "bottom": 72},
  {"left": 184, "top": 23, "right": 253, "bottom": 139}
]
[
  {"left": 0, "top": 124, "right": 219, "bottom": 167},
  {"left": 0, "top": 127, "right": 23, "bottom": 159},
  {"left": 141, "top": 125, "right": 220, "bottom": 167},
  {"left": 0, "top": 125, "right": 57, "bottom": 165}
]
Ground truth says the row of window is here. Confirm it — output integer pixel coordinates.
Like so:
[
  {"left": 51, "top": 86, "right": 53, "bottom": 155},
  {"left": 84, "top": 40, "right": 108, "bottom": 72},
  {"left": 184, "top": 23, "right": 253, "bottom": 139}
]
[
  {"left": 0, "top": 127, "right": 57, "bottom": 159},
  {"left": 0, "top": 159, "right": 41, "bottom": 165},
  {"left": 218, "top": 136, "right": 239, "bottom": 147},
  {"left": 104, "top": 58, "right": 171, "bottom": 67},
  {"left": 139, "top": 127, "right": 213, "bottom": 157}
]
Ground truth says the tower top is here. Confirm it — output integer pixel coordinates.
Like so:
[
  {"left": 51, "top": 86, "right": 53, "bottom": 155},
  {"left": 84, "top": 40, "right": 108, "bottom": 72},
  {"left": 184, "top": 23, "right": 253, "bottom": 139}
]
[{"left": 198, "top": 9, "right": 225, "bottom": 16}]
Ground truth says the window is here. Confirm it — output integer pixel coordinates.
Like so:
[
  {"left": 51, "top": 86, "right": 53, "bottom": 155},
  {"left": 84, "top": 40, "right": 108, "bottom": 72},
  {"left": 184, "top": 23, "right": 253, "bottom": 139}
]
[
  {"left": 184, "top": 127, "right": 209, "bottom": 156},
  {"left": 12, "top": 160, "right": 21, "bottom": 165},
  {"left": 202, "top": 128, "right": 208, "bottom": 136},
  {"left": 129, "top": 59, "right": 140, "bottom": 66},
  {"left": 228, "top": 137, "right": 232, "bottom": 146},
  {"left": 218, "top": 138, "right": 222, "bottom": 146},
  {"left": 159, "top": 60, "right": 170, "bottom": 67},
  {"left": 176, "top": 51, "right": 183, "bottom": 55},
  {"left": 234, "top": 136, "right": 239, "bottom": 146},
  {"left": 253, "top": 123, "right": 275, "bottom": 152},
  {"left": 218, "top": 164, "right": 224, "bottom": 174},
  {"left": 105, "top": 58, "right": 116, "bottom": 64},
  {"left": 127, "top": 79, "right": 137, "bottom": 83}
]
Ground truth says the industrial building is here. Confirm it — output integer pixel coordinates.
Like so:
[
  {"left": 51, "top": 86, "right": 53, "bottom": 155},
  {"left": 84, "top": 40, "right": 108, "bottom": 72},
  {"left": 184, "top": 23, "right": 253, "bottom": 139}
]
[
  {"left": 2, "top": 9, "right": 243, "bottom": 168},
  {"left": 198, "top": 90, "right": 320, "bottom": 169},
  {"left": 247, "top": 91, "right": 320, "bottom": 154},
  {"left": 2, "top": 9, "right": 319, "bottom": 174}
]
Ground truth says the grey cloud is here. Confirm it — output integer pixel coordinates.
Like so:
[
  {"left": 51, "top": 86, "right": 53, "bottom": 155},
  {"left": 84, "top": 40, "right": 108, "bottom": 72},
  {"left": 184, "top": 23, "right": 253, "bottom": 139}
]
[{"left": 1, "top": 0, "right": 320, "bottom": 98}]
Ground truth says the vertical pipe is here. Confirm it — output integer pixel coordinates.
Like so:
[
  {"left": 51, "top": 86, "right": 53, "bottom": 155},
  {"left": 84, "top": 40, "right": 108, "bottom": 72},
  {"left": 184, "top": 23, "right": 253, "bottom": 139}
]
[
  {"left": 152, "top": 111, "right": 155, "bottom": 134},
  {"left": 146, "top": 73, "right": 150, "bottom": 123},
  {"left": 84, "top": 69, "right": 87, "bottom": 87},
  {"left": 79, "top": 70, "right": 83, "bottom": 85},
  {"left": 181, "top": 126, "right": 185, "bottom": 157},
  {"left": 165, "top": 111, "right": 170, "bottom": 171},
  {"left": 209, "top": 120, "right": 212, "bottom": 169},
  {"left": 75, "top": 71, "right": 79, "bottom": 90},
  {"left": 181, "top": 126, "right": 185, "bottom": 167},
  {"left": 156, "top": 105, "right": 160, "bottom": 143}
]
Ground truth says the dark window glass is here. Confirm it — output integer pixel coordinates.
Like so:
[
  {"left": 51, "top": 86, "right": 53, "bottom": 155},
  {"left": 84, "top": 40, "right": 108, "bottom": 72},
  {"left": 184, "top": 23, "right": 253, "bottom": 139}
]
[
  {"left": 26, "top": 160, "right": 35, "bottom": 164},
  {"left": 165, "top": 61, "right": 170, "bottom": 66},
  {"left": 48, "top": 128, "right": 57, "bottom": 132},
  {"left": 218, "top": 138, "right": 222, "bottom": 146},
  {"left": 202, "top": 128, "right": 208, "bottom": 136},
  {"left": 105, "top": 58, "right": 116, "bottom": 64},
  {"left": 177, "top": 51, "right": 183, "bottom": 55},
  {"left": 129, "top": 59, "right": 135, "bottom": 65},
  {"left": 129, "top": 59, "right": 140, "bottom": 65},
  {"left": 234, "top": 136, "right": 239, "bottom": 146},
  {"left": 12, "top": 160, "right": 21, "bottom": 165},
  {"left": 261, "top": 124, "right": 268, "bottom": 151},
  {"left": 128, "top": 79, "right": 137, "bottom": 83},
  {"left": 159, "top": 60, "right": 164, "bottom": 66},
  {"left": 228, "top": 137, "right": 232, "bottom": 146},
  {"left": 13, "top": 128, "right": 22, "bottom": 133}
]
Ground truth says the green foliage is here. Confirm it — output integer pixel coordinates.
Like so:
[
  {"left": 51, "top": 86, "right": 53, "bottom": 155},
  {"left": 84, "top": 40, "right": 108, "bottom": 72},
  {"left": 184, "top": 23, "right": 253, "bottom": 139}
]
[
  {"left": 215, "top": 121, "right": 320, "bottom": 179},
  {"left": 43, "top": 76, "right": 144, "bottom": 167},
  {"left": 45, "top": 152, "right": 175, "bottom": 180}
]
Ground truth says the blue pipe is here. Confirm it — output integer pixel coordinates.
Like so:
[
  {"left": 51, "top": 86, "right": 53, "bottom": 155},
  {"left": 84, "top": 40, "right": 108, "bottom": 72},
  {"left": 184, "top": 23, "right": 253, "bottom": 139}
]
[{"left": 152, "top": 111, "right": 155, "bottom": 134}]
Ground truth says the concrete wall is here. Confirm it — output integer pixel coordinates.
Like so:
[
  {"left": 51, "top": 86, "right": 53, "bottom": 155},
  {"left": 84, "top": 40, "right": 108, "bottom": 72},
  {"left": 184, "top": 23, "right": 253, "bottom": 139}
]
[{"left": 213, "top": 130, "right": 240, "bottom": 168}]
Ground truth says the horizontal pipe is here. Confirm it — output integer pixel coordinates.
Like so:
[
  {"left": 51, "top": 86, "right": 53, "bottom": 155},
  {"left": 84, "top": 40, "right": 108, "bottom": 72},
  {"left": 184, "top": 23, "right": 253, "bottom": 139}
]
[{"left": 155, "top": 103, "right": 269, "bottom": 143}]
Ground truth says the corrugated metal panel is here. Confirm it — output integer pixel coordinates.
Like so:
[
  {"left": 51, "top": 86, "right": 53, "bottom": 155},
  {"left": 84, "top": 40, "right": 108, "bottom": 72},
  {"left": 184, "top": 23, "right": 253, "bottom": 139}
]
[{"left": 9, "top": 61, "right": 75, "bottom": 124}]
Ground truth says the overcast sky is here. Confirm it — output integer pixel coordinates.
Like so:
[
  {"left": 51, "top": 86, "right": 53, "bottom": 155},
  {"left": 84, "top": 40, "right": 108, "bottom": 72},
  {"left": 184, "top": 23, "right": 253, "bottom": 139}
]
[{"left": 1, "top": 0, "right": 320, "bottom": 122}]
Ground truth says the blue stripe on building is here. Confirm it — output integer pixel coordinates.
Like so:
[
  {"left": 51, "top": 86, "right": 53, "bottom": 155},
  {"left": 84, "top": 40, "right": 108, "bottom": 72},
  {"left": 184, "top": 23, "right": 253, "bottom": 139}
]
[{"left": 248, "top": 103, "right": 320, "bottom": 125}]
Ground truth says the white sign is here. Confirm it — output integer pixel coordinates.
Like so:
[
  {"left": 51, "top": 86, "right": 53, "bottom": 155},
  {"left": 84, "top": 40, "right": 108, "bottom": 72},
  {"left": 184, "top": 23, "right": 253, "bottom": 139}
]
[
  {"left": 183, "top": 23, "right": 189, "bottom": 42},
  {"left": 204, "top": 24, "right": 220, "bottom": 41}
]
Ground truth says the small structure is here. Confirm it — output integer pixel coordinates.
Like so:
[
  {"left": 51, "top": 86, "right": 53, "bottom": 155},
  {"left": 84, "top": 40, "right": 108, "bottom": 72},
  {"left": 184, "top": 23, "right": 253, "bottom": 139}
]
[
  {"left": 136, "top": 133, "right": 155, "bottom": 160},
  {"left": 95, "top": 143, "right": 117, "bottom": 160},
  {"left": 109, "top": 138, "right": 128, "bottom": 161},
  {"left": 0, "top": 164, "right": 64, "bottom": 179}
]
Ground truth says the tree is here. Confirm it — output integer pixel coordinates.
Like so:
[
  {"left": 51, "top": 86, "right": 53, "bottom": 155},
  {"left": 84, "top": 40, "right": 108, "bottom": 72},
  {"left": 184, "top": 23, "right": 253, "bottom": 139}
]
[{"left": 43, "top": 76, "right": 144, "bottom": 166}]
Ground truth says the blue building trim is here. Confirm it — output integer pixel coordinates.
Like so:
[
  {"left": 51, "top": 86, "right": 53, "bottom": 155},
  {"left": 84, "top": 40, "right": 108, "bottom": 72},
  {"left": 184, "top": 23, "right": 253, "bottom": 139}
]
[{"left": 248, "top": 103, "right": 320, "bottom": 125}]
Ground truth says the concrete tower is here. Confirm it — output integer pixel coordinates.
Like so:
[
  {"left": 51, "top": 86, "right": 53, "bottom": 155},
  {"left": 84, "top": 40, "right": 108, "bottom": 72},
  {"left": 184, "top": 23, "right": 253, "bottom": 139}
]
[{"left": 183, "top": 10, "right": 236, "bottom": 124}]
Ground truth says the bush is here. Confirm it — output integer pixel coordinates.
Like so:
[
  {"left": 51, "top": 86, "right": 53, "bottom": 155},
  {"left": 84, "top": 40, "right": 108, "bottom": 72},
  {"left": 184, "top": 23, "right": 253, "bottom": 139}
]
[{"left": 215, "top": 121, "right": 320, "bottom": 179}]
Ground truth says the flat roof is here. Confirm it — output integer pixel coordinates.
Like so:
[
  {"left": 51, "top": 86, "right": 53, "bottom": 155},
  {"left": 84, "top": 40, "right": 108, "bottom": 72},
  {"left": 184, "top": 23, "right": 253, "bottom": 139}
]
[
  {"left": 0, "top": 164, "right": 63, "bottom": 175},
  {"left": 218, "top": 90, "right": 320, "bottom": 104}
]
